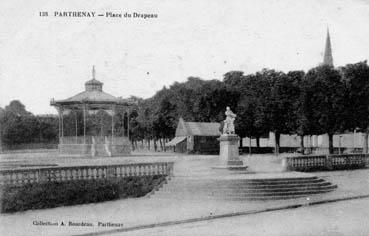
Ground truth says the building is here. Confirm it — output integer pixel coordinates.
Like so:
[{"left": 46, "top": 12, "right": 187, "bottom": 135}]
[
  {"left": 243, "top": 131, "right": 365, "bottom": 154},
  {"left": 166, "top": 118, "right": 221, "bottom": 154}
]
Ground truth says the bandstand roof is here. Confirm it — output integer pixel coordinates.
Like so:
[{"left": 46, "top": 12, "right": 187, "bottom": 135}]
[
  {"left": 50, "top": 67, "right": 134, "bottom": 109},
  {"left": 56, "top": 89, "right": 119, "bottom": 104}
]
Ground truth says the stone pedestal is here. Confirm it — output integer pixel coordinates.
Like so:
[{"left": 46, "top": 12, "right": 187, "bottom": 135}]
[{"left": 213, "top": 134, "right": 247, "bottom": 170}]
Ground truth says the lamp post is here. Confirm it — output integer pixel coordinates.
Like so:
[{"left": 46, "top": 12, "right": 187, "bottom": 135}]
[
  {"left": 249, "top": 137, "right": 252, "bottom": 156},
  {"left": 353, "top": 129, "right": 356, "bottom": 153},
  {"left": 339, "top": 135, "right": 343, "bottom": 155},
  {"left": 0, "top": 116, "right": 3, "bottom": 153}
]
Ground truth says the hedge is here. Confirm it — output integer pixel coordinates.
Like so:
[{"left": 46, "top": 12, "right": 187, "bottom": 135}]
[{"left": 0, "top": 175, "right": 166, "bottom": 213}]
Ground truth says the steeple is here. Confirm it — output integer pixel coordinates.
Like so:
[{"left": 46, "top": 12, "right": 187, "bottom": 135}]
[{"left": 323, "top": 28, "right": 334, "bottom": 67}]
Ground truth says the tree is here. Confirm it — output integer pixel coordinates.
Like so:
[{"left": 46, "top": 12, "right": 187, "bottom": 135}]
[
  {"left": 254, "top": 69, "right": 300, "bottom": 155},
  {"left": 0, "top": 107, "right": 5, "bottom": 151},
  {"left": 152, "top": 95, "right": 177, "bottom": 150},
  {"left": 2, "top": 114, "right": 39, "bottom": 145},
  {"left": 194, "top": 80, "right": 239, "bottom": 122},
  {"left": 36, "top": 115, "right": 58, "bottom": 142},
  {"left": 287, "top": 70, "right": 306, "bottom": 153},
  {"left": 2, "top": 100, "right": 37, "bottom": 145},
  {"left": 223, "top": 71, "right": 245, "bottom": 87},
  {"left": 340, "top": 61, "right": 369, "bottom": 153},
  {"left": 224, "top": 72, "right": 267, "bottom": 149},
  {"left": 302, "top": 65, "right": 346, "bottom": 154},
  {"left": 169, "top": 77, "right": 207, "bottom": 121},
  {"left": 128, "top": 109, "right": 141, "bottom": 150},
  {"left": 5, "top": 100, "right": 31, "bottom": 116},
  {"left": 1, "top": 100, "right": 58, "bottom": 148}
]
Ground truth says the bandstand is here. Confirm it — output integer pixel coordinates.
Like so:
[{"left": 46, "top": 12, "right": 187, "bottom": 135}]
[{"left": 50, "top": 67, "right": 134, "bottom": 157}]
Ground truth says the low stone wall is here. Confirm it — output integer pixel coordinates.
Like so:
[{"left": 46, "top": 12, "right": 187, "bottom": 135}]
[
  {"left": 0, "top": 162, "right": 174, "bottom": 186},
  {"left": 284, "top": 154, "right": 369, "bottom": 172},
  {"left": 0, "top": 162, "right": 174, "bottom": 212}
]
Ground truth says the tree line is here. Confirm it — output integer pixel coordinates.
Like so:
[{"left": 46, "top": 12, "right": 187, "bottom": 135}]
[
  {"left": 0, "top": 101, "right": 58, "bottom": 150},
  {"left": 132, "top": 61, "right": 369, "bottom": 154},
  {"left": 1, "top": 61, "right": 368, "bottom": 154}
]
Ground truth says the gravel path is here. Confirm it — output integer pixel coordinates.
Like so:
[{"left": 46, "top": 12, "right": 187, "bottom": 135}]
[
  {"left": 0, "top": 153, "right": 368, "bottom": 236},
  {"left": 118, "top": 198, "right": 369, "bottom": 236}
]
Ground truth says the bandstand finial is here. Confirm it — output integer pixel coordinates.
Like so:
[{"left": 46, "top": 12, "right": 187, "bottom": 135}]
[{"left": 92, "top": 65, "right": 96, "bottom": 79}]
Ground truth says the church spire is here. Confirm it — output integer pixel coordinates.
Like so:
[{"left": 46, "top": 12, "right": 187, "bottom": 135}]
[{"left": 323, "top": 28, "right": 334, "bottom": 67}]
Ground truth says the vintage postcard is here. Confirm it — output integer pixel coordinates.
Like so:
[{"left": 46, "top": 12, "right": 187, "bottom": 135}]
[{"left": 1, "top": 0, "right": 369, "bottom": 235}]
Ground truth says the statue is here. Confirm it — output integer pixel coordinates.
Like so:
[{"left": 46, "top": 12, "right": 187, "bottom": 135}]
[
  {"left": 214, "top": 106, "right": 246, "bottom": 169},
  {"left": 223, "top": 106, "right": 236, "bottom": 134}
]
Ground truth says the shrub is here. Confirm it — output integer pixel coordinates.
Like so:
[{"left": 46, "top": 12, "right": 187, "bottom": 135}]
[{"left": 0, "top": 175, "right": 166, "bottom": 213}]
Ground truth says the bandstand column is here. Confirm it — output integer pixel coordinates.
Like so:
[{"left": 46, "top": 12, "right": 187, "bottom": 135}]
[
  {"left": 57, "top": 107, "right": 61, "bottom": 141},
  {"left": 127, "top": 108, "right": 130, "bottom": 141},
  {"left": 111, "top": 105, "right": 115, "bottom": 142},
  {"left": 83, "top": 104, "right": 86, "bottom": 144},
  {"left": 100, "top": 109, "right": 103, "bottom": 137},
  {"left": 122, "top": 109, "right": 125, "bottom": 138},
  {"left": 75, "top": 110, "right": 78, "bottom": 142},
  {"left": 60, "top": 107, "right": 64, "bottom": 138}
]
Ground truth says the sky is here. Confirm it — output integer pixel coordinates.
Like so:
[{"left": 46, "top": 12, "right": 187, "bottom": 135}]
[{"left": 0, "top": 0, "right": 369, "bottom": 114}]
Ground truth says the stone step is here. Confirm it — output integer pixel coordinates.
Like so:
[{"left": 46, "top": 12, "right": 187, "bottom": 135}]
[
  {"left": 160, "top": 184, "right": 337, "bottom": 194},
  {"left": 172, "top": 175, "right": 319, "bottom": 181},
  {"left": 164, "top": 178, "right": 325, "bottom": 187},
  {"left": 217, "top": 192, "right": 333, "bottom": 201},
  {"left": 150, "top": 173, "right": 337, "bottom": 201},
  {"left": 152, "top": 187, "right": 336, "bottom": 200},
  {"left": 171, "top": 173, "right": 318, "bottom": 179},
  {"left": 160, "top": 181, "right": 332, "bottom": 190},
  {"left": 155, "top": 185, "right": 336, "bottom": 195}
]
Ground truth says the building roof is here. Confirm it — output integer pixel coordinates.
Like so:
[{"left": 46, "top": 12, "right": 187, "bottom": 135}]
[
  {"left": 51, "top": 84, "right": 122, "bottom": 106},
  {"left": 175, "top": 117, "right": 221, "bottom": 136},
  {"left": 59, "top": 90, "right": 118, "bottom": 104},
  {"left": 85, "top": 78, "right": 103, "bottom": 85},
  {"left": 166, "top": 136, "right": 187, "bottom": 146},
  {"left": 50, "top": 66, "right": 133, "bottom": 108}
]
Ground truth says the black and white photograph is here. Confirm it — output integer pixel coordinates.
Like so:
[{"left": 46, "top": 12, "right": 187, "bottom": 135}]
[{"left": 0, "top": 0, "right": 369, "bottom": 235}]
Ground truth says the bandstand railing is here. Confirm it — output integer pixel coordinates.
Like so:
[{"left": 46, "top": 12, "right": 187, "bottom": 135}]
[
  {"left": 0, "top": 162, "right": 174, "bottom": 186},
  {"left": 60, "top": 136, "right": 129, "bottom": 144}
]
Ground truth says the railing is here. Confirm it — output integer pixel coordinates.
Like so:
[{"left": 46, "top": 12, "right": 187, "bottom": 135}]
[
  {"left": 60, "top": 136, "right": 129, "bottom": 145},
  {"left": 2, "top": 143, "right": 58, "bottom": 152},
  {"left": 0, "top": 162, "right": 174, "bottom": 186},
  {"left": 285, "top": 153, "right": 369, "bottom": 171},
  {"left": 303, "top": 147, "right": 364, "bottom": 155}
]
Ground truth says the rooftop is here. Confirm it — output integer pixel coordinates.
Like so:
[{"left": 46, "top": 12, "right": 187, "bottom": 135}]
[{"left": 176, "top": 118, "right": 221, "bottom": 136}]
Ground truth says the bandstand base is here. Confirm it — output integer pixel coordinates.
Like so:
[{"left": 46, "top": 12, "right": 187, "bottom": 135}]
[{"left": 58, "top": 143, "right": 131, "bottom": 157}]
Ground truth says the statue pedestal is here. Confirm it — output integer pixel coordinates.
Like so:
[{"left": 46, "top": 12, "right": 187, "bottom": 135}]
[{"left": 213, "top": 134, "right": 248, "bottom": 170}]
